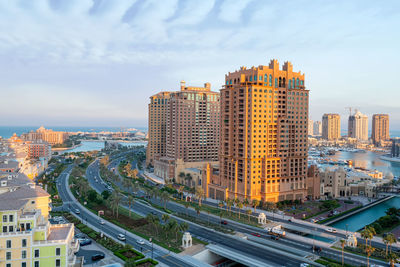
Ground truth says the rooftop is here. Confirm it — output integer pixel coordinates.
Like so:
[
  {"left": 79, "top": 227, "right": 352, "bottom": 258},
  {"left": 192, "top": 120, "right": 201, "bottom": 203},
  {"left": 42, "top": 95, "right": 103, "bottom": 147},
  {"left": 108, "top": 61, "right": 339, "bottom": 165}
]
[{"left": 47, "top": 224, "right": 73, "bottom": 241}]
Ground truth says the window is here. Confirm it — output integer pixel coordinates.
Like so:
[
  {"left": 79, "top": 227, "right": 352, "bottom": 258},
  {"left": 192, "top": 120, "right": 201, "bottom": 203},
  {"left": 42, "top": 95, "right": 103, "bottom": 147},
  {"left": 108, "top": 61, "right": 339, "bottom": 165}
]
[
  {"left": 269, "top": 75, "right": 272, "bottom": 86},
  {"left": 22, "top": 239, "right": 27, "bottom": 247},
  {"left": 26, "top": 223, "right": 31, "bottom": 230},
  {"left": 22, "top": 263, "right": 27, "bottom": 267},
  {"left": 9, "top": 225, "right": 13, "bottom": 232},
  {"left": 6, "top": 240, "right": 11, "bottom": 248},
  {"left": 9, "top": 215, "right": 13, "bottom": 222},
  {"left": 275, "top": 78, "right": 278, "bottom": 88},
  {"left": 3, "top": 226, "right": 7, "bottom": 233},
  {"left": 35, "top": 249, "right": 40, "bottom": 258},
  {"left": 264, "top": 74, "right": 268, "bottom": 82},
  {"left": 56, "top": 259, "right": 61, "bottom": 267},
  {"left": 6, "top": 264, "right": 11, "bottom": 267},
  {"left": 34, "top": 261, "right": 39, "bottom": 267},
  {"left": 3, "top": 215, "right": 7, "bottom": 222},
  {"left": 6, "top": 251, "right": 11, "bottom": 260},
  {"left": 56, "top": 247, "right": 61, "bottom": 256},
  {"left": 22, "top": 250, "right": 27, "bottom": 259}
]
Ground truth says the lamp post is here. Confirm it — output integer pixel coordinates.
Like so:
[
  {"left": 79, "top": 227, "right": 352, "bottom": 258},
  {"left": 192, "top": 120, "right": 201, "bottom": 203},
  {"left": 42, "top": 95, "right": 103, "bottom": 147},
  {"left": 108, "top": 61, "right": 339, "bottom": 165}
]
[
  {"left": 346, "top": 224, "right": 348, "bottom": 236},
  {"left": 149, "top": 237, "right": 153, "bottom": 259}
]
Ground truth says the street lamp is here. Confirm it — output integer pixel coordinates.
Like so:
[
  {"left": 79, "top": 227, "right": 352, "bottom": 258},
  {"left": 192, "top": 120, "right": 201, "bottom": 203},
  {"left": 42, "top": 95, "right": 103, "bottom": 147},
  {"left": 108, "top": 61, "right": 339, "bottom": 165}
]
[{"left": 149, "top": 237, "right": 153, "bottom": 259}]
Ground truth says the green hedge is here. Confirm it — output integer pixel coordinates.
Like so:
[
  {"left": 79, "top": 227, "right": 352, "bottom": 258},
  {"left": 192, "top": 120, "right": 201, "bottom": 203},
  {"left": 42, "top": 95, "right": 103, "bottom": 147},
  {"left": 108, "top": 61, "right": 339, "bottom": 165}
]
[
  {"left": 134, "top": 258, "right": 158, "bottom": 266},
  {"left": 318, "top": 205, "right": 362, "bottom": 224},
  {"left": 114, "top": 248, "right": 145, "bottom": 261}
]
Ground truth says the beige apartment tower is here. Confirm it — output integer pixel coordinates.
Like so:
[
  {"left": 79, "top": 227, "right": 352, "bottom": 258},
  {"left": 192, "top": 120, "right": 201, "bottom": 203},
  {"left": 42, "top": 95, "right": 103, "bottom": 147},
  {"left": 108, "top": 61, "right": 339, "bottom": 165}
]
[
  {"left": 371, "top": 114, "right": 390, "bottom": 146},
  {"left": 149, "top": 81, "right": 220, "bottom": 181},
  {"left": 212, "top": 59, "right": 308, "bottom": 202},
  {"left": 146, "top": 92, "right": 171, "bottom": 166},
  {"left": 322, "top": 114, "right": 341, "bottom": 140}
]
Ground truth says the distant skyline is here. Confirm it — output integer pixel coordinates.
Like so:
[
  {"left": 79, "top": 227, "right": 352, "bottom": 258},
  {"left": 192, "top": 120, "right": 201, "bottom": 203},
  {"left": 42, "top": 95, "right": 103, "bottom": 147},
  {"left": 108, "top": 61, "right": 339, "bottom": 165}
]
[{"left": 0, "top": 0, "right": 399, "bottom": 129}]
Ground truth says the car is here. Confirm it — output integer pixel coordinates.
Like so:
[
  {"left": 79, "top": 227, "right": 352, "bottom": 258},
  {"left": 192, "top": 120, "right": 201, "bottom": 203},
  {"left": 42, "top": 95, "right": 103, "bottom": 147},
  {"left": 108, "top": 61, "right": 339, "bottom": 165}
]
[
  {"left": 300, "top": 263, "right": 310, "bottom": 267},
  {"left": 99, "top": 220, "right": 105, "bottom": 225},
  {"left": 311, "top": 246, "right": 322, "bottom": 253},
  {"left": 92, "top": 253, "right": 105, "bottom": 261},
  {"left": 220, "top": 220, "right": 228, "bottom": 225},
  {"left": 251, "top": 233, "right": 261, "bottom": 237},
  {"left": 326, "top": 228, "right": 337, "bottom": 233},
  {"left": 74, "top": 233, "right": 86, "bottom": 239},
  {"left": 117, "top": 234, "right": 126, "bottom": 241},
  {"left": 270, "top": 235, "right": 280, "bottom": 240},
  {"left": 136, "top": 239, "right": 145, "bottom": 245},
  {"left": 311, "top": 218, "right": 318, "bottom": 223},
  {"left": 79, "top": 239, "right": 92, "bottom": 246},
  {"left": 74, "top": 209, "right": 80, "bottom": 214}
]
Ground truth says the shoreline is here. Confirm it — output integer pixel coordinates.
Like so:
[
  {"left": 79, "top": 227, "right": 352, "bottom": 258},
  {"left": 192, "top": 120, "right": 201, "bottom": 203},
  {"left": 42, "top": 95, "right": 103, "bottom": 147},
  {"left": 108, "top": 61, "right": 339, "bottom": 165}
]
[
  {"left": 380, "top": 155, "right": 400, "bottom": 163},
  {"left": 52, "top": 143, "right": 83, "bottom": 151}
]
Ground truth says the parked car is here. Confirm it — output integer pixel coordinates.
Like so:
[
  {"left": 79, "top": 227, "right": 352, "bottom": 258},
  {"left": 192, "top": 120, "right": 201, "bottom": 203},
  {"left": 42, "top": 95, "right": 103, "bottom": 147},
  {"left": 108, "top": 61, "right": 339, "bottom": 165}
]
[
  {"left": 74, "top": 233, "right": 86, "bottom": 239},
  {"left": 117, "top": 234, "right": 126, "bottom": 241},
  {"left": 74, "top": 209, "right": 80, "bottom": 214},
  {"left": 136, "top": 239, "right": 145, "bottom": 245},
  {"left": 92, "top": 253, "right": 105, "bottom": 261},
  {"left": 79, "top": 239, "right": 92, "bottom": 246},
  {"left": 270, "top": 235, "right": 280, "bottom": 240},
  {"left": 220, "top": 220, "right": 228, "bottom": 225}
]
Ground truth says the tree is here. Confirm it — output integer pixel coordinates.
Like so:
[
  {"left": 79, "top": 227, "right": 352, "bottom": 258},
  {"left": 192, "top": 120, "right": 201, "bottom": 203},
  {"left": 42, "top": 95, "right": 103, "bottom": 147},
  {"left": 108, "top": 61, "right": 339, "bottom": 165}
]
[
  {"left": 101, "top": 190, "right": 111, "bottom": 200},
  {"left": 340, "top": 239, "right": 346, "bottom": 266},
  {"left": 387, "top": 252, "right": 398, "bottom": 267},
  {"left": 367, "top": 226, "right": 376, "bottom": 246},
  {"left": 195, "top": 186, "right": 205, "bottom": 206},
  {"left": 365, "top": 245, "right": 375, "bottom": 267},
  {"left": 237, "top": 202, "right": 243, "bottom": 219},
  {"left": 124, "top": 258, "right": 136, "bottom": 267},
  {"left": 123, "top": 179, "right": 131, "bottom": 191},
  {"left": 100, "top": 155, "right": 109, "bottom": 166},
  {"left": 252, "top": 199, "right": 260, "bottom": 213},
  {"left": 360, "top": 227, "right": 371, "bottom": 247},
  {"left": 162, "top": 214, "right": 170, "bottom": 223},
  {"left": 87, "top": 189, "right": 97, "bottom": 202},
  {"left": 226, "top": 198, "right": 233, "bottom": 215},
  {"left": 195, "top": 206, "right": 201, "bottom": 217},
  {"left": 246, "top": 209, "right": 252, "bottom": 222},
  {"left": 184, "top": 201, "right": 189, "bottom": 215},
  {"left": 185, "top": 173, "right": 193, "bottom": 187},
  {"left": 127, "top": 195, "right": 134, "bottom": 218},
  {"left": 384, "top": 234, "right": 391, "bottom": 256},
  {"left": 110, "top": 190, "right": 122, "bottom": 218},
  {"left": 179, "top": 222, "right": 189, "bottom": 234},
  {"left": 178, "top": 186, "right": 185, "bottom": 200},
  {"left": 168, "top": 219, "right": 179, "bottom": 241},
  {"left": 387, "top": 233, "right": 397, "bottom": 253},
  {"left": 124, "top": 162, "right": 132, "bottom": 175},
  {"left": 161, "top": 191, "right": 170, "bottom": 209},
  {"left": 386, "top": 207, "right": 399, "bottom": 216},
  {"left": 243, "top": 198, "right": 249, "bottom": 209},
  {"left": 179, "top": 172, "right": 185, "bottom": 184},
  {"left": 146, "top": 213, "right": 159, "bottom": 237}
]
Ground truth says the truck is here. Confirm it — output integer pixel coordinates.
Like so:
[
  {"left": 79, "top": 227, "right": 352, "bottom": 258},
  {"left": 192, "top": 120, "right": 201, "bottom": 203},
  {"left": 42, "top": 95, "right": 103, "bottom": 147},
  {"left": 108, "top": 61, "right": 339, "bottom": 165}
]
[{"left": 265, "top": 224, "right": 286, "bottom": 237}]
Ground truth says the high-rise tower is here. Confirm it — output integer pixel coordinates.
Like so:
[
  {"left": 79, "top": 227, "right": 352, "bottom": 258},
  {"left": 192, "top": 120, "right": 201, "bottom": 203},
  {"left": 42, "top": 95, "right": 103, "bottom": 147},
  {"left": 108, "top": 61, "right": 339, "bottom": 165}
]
[
  {"left": 322, "top": 114, "right": 341, "bottom": 140},
  {"left": 217, "top": 59, "right": 308, "bottom": 202},
  {"left": 371, "top": 114, "right": 390, "bottom": 146},
  {"left": 348, "top": 110, "right": 368, "bottom": 141}
]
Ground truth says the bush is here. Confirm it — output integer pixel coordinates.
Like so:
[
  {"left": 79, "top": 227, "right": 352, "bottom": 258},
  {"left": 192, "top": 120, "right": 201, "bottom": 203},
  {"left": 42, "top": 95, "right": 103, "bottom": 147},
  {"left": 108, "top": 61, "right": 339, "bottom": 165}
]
[
  {"left": 134, "top": 258, "right": 158, "bottom": 267},
  {"left": 114, "top": 248, "right": 144, "bottom": 261}
]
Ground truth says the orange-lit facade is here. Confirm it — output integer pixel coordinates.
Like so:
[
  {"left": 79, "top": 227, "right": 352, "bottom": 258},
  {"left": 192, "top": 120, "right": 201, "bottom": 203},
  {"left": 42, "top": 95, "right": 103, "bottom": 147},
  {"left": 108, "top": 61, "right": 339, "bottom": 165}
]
[
  {"left": 22, "top": 127, "right": 68, "bottom": 145},
  {"left": 371, "top": 114, "right": 390, "bottom": 146},
  {"left": 322, "top": 114, "right": 341, "bottom": 140},
  {"left": 216, "top": 59, "right": 308, "bottom": 202}
]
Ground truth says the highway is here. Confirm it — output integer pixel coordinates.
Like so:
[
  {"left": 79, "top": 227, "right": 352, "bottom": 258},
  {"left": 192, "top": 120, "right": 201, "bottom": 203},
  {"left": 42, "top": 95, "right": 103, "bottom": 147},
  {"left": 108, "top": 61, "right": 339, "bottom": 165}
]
[
  {"left": 86, "top": 158, "right": 309, "bottom": 267},
  {"left": 56, "top": 165, "right": 196, "bottom": 267}
]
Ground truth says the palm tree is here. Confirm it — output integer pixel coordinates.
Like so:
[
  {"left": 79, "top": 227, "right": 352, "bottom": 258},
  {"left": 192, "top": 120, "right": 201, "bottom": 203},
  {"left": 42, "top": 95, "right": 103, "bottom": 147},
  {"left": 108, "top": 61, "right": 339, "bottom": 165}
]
[
  {"left": 184, "top": 202, "right": 189, "bottom": 215},
  {"left": 237, "top": 202, "right": 243, "bottom": 219},
  {"left": 387, "top": 233, "right": 397, "bottom": 253},
  {"left": 340, "top": 239, "right": 346, "bottom": 266},
  {"left": 179, "top": 222, "right": 189, "bottom": 234},
  {"left": 127, "top": 195, "right": 134, "bottom": 218},
  {"left": 195, "top": 186, "right": 205, "bottom": 206},
  {"left": 365, "top": 245, "right": 375, "bottom": 267},
  {"left": 178, "top": 172, "right": 185, "bottom": 184},
  {"left": 161, "top": 191, "right": 170, "bottom": 209},
  {"left": 162, "top": 214, "right": 170, "bottom": 223},
  {"left": 387, "top": 252, "right": 398, "bottom": 267},
  {"left": 246, "top": 209, "right": 252, "bottom": 222},
  {"left": 243, "top": 198, "right": 249, "bottom": 210},
  {"left": 367, "top": 226, "right": 376, "bottom": 246},
  {"left": 185, "top": 173, "right": 193, "bottom": 187},
  {"left": 168, "top": 219, "right": 179, "bottom": 242},
  {"left": 146, "top": 213, "right": 159, "bottom": 237},
  {"left": 360, "top": 227, "right": 371, "bottom": 247},
  {"left": 110, "top": 190, "right": 122, "bottom": 218},
  {"left": 195, "top": 206, "right": 201, "bottom": 217},
  {"left": 226, "top": 198, "right": 233, "bottom": 215},
  {"left": 178, "top": 186, "right": 185, "bottom": 200},
  {"left": 252, "top": 199, "right": 260, "bottom": 213}
]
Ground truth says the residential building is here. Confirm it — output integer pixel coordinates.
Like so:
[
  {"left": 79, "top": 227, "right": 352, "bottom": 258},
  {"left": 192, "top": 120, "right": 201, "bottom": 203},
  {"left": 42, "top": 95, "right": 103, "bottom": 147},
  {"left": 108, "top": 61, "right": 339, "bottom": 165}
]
[
  {"left": 0, "top": 183, "right": 79, "bottom": 267},
  {"left": 392, "top": 138, "right": 400, "bottom": 158},
  {"left": 348, "top": 110, "right": 368, "bottom": 141},
  {"left": 25, "top": 141, "right": 51, "bottom": 159},
  {"left": 322, "top": 114, "right": 341, "bottom": 140},
  {"left": 308, "top": 120, "right": 314, "bottom": 136},
  {"left": 306, "top": 165, "right": 320, "bottom": 200},
  {"left": 215, "top": 59, "right": 308, "bottom": 202},
  {"left": 146, "top": 92, "right": 171, "bottom": 166},
  {"left": 21, "top": 127, "right": 69, "bottom": 146},
  {"left": 371, "top": 114, "right": 390, "bottom": 146},
  {"left": 152, "top": 81, "right": 220, "bottom": 182},
  {"left": 313, "top": 121, "right": 322, "bottom": 136}
]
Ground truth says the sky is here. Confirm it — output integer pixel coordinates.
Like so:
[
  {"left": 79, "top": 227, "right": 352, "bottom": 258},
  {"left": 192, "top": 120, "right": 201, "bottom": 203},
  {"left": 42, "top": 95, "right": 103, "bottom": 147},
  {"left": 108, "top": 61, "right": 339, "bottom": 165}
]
[{"left": 0, "top": 0, "right": 399, "bottom": 130}]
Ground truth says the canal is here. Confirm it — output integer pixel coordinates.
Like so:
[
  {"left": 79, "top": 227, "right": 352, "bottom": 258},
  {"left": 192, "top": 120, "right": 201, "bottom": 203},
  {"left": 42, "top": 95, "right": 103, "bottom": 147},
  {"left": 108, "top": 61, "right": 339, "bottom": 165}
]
[{"left": 331, "top": 197, "right": 400, "bottom": 232}]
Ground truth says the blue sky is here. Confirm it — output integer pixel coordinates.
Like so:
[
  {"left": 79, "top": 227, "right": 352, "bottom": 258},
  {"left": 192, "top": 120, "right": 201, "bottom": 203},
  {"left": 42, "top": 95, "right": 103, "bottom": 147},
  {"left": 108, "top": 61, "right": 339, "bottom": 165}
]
[{"left": 0, "top": 0, "right": 399, "bottom": 130}]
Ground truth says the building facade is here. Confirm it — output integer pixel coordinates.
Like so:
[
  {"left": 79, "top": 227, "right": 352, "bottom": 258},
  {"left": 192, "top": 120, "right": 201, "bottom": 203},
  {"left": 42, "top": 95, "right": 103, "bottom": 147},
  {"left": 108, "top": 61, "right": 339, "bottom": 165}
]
[
  {"left": 151, "top": 81, "right": 220, "bottom": 182},
  {"left": 313, "top": 121, "right": 322, "bottom": 136},
  {"left": 371, "top": 114, "right": 390, "bottom": 146},
  {"left": 25, "top": 141, "right": 51, "bottom": 159},
  {"left": 22, "top": 127, "right": 69, "bottom": 146},
  {"left": 322, "top": 114, "right": 341, "bottom": 140},
  {"left": 215, "top": 59, "right": 308, "bottom": 202},
  {"left": 348, "top": 110, "right": 368, "bottom": 141},
  {"left": 308, "top": 120, "right": 314, "bottom": 136},
  {"left": 146, "top": 92, "right": 171, "bottom": 166}
]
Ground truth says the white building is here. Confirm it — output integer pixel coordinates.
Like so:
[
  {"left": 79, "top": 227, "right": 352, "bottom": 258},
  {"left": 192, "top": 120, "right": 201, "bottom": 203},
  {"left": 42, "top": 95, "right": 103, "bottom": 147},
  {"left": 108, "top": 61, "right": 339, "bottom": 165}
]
[
  {"left": 348, "top": 110, "right": 368, "bottom": 141},
  {"left": 308, "top": 120, "right": 314, "bottom": 136},
  {"left": 313, "top": 121, "right": 322, "bottom": 136}
]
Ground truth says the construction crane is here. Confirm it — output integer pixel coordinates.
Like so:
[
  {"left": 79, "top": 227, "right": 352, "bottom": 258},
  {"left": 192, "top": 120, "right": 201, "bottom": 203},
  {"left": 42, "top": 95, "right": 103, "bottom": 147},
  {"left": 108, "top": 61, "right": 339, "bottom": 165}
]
[{"left": 345, "top": 107, "right": 352, "bottom": 116}]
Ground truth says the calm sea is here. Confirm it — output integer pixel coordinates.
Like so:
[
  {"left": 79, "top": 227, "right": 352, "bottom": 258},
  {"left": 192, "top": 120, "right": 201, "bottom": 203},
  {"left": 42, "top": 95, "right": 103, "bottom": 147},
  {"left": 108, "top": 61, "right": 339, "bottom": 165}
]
[{"left": 0, "top": 126, "right": 148, "bottom": 139}]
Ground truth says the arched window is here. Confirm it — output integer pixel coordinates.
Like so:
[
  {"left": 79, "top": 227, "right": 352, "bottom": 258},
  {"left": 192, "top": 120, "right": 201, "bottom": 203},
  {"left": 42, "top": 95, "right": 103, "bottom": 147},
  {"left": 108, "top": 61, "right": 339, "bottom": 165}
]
[
  {"left": 249, "top": 76, "right": 252, "bottom": 81},
  {"left": 301, "top": 80, "right": 304, "bottom": 86},
  {"left": 282, "top": 78, "right": 286, "bottom": 87},
  {"left": 275, "top": 78, "right": 278, "bottom": 88},
  {"left": 289, "top": 79, "right": 292, "bottom": 89},
  {"left": 226, "top": 80, "right": 229, "bottom": 85},
  {"left": 292, "top": 78, "right": 295, "bottom": 88},
  {"left": 254, "top": 75, "right": 257, "bottom": 81},
  {"left": 296, "top": 78, "right": 299, "bottom": 87},
  {"left": 278, "top": 77, "right": 282, "bottom": 87},
  {"left": 264, "top": 74, "right": 267, "bottom": 82},
  {"left": 269, "top": 75, "right": 272, "bottom": 86},
  {"left": 229, "top": 79, "right": 232, "bottom": 85}
]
